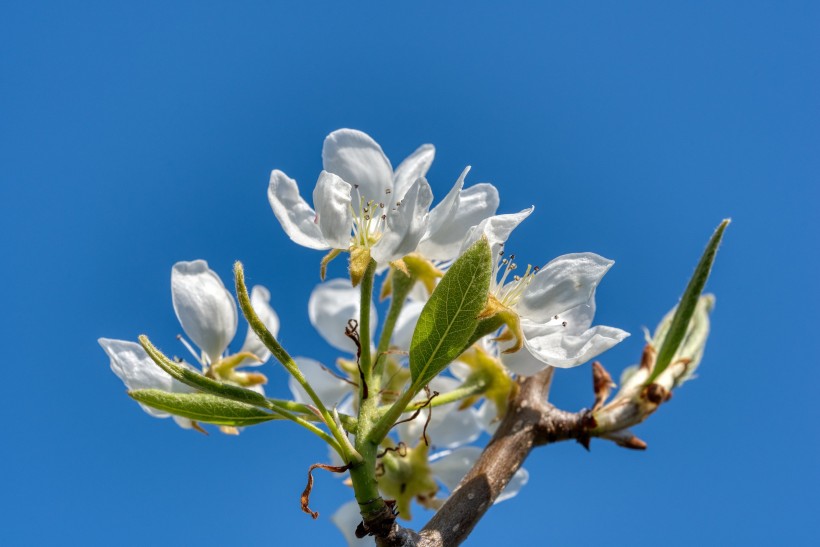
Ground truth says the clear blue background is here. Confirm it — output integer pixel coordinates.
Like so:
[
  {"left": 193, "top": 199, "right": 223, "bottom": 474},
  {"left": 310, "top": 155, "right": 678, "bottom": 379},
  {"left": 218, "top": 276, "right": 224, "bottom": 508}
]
[{"left": 2, "top": 2, "right": 818, "bottom": 545}]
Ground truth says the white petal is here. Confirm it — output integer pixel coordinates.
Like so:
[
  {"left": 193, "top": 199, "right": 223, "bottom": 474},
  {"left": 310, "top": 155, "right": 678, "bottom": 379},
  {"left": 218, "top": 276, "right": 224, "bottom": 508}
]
[
  {"left": 309, "top": 278, "right": 378, "bottom": 353},
  {"left": 429, "top": 446, "right": 527, "bottom": 503},
  {"left": 476, "top": 400, "right": 500, "bottom": 435},
  {"left": 99, "top": 338, "right": 175, "bottom": 418},
  {"left": 323, "top": 129, "right": 393, "bottom": 201},
  {"left": 420, "top": 167, "right": 501, "bottom": 262},
  {"left": 171, "top": 260, "right": 238, "bottom": 365},
  {"left": 498, "top": 340, "right": 552, "bottom": 377},
  {"left": 288, "top": 357, "right": 351, "bottom": 408},
  {"left": 459, "top": 207, "right": 534, "bottom": 257},
  {"left": 448, "top": 361, "right": 472, "bottom": 382},
  {"left": 496, "top": 466, "right": 529, "bottom": 503},
  {"left": 239, "top": 286, "right": 280, "bottom": 365},
  {"left": 313, "top": 171, "right": 354, "bottom": 249},
  {"left": 392, "top": 299, "right": 426, "bottom": 352},
  {"left": 172, "top": 415, "right": 194, "bottom": 429},
  {"left": 429, "top": 446, "right": 480, "bottom": 492},
  {"left": 393, "top": 143, "right": 435, "bottom": 199},
  {"left": 332, "top": 500, "right": 376, "bottom": 547},
  {"left": 267, "top": 170, "right": 329, "bottom": 250},
  {"left": 397, "top": 377, "right": 481, "bottom": 449},
  {"left": 371, "top": 177, "right": 433, "bottom": 265},
  {"left": 516, "top": 253, "right": 613, "bottom": 323},
  {"left": 516, "top": 325, "right": 630, "bottom": 370}
]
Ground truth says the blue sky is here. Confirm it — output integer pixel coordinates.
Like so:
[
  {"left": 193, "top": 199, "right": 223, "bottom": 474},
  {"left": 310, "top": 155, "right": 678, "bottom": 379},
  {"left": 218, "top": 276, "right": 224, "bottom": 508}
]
[{"left": 2, "top": 2, "right": 818, "bottom": 545}]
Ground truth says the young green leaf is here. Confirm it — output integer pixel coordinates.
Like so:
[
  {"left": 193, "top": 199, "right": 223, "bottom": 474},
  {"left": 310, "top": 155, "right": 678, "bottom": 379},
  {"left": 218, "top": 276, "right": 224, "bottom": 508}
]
[
  {"left": 647, "top": 219, "right": 729, "bottom": 384},
  {"left": 129, "top": 389, "right": 278, "bottom": 426},
  {"left": 409, "top": 237, "right": 492, "bottom": 390}
]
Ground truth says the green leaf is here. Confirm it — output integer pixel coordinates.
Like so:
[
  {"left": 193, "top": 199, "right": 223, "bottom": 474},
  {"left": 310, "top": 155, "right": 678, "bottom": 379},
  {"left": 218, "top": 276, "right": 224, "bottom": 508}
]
[
  {"left": 409, "top": 237, "right": 493, "bottom": 390},
  {"left": 129, "top": 389, "right": 278, "bottom": 426},
  {"left": 647, "top": 219, "right": 729, "bottom": 384}
]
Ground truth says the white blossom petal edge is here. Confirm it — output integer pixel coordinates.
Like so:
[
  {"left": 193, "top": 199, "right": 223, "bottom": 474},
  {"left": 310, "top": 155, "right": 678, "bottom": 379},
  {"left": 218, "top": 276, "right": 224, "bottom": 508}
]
[{"left": 268, "top": 129, "right": 436, "bottom": 266}]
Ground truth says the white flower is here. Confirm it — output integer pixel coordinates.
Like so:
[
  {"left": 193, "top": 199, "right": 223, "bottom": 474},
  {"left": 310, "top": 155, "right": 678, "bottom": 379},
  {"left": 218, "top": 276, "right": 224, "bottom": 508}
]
[
  {"left": 462, "top": 211, "right": 630, "bottom": 374},
  {"left": 416, "top": 166, "right": 500, "bottom": 263},
  {"left": 269, "top": 129, "right": 502, "bottom": 273},
  {"left": 100, "top": 259, "right": 280, "bottom": 429},
  {"left": 268, "top": 129, "right": 434, "bottom": 266},
  {"left": 171, "top": 260, "right": 280, "bottom": 374}
]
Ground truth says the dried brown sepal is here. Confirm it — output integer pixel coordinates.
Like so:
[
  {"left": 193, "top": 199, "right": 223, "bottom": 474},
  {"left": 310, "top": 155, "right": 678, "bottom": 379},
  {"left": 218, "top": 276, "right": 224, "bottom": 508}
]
[
  {"left": 392, "top": 390, "right": 440, "bottom": 444},
  {"left": 640, "top": 343, "right": 657, "bottom": 371},
  {"left": 592, "top": 361, "right": 615, "bottom": 411},
  {"left": 617, "top": 435, "right": 648, "bottom": 450},
  {"left": 190, "top": 421, "right": 208, "bottom": 435},
  {"left": 300, "top": 462, "right": 352, "bottom": 519},
  {"left": 377, "top": 442, "right": 408, "bottom": 459},
  {"left": 345, "top": 319, "right": 368, "bottom": 400}
]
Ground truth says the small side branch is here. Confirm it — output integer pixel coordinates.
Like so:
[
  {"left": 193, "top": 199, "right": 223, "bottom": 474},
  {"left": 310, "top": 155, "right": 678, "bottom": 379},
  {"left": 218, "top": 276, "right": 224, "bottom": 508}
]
[{"left": 375, "top": 369, "right": 589, "bottom": 547}]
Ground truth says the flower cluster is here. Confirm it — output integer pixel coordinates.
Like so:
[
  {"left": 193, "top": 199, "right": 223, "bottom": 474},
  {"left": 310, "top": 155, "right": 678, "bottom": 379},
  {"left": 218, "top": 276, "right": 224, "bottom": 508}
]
[{"left": 100, "top": 129, "right": 631, "bottom": 546}]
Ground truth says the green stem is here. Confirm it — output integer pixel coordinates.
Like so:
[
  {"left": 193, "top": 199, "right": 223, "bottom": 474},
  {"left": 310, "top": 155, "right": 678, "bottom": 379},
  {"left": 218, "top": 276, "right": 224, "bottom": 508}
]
[
  {"left": 347, "top": 440, "right": 387, "bottom": 523},
  {"left": 383, "top": 380, "right": 488, "bottom": 415},
  {"left": 372, "top": 268, "right": 415, "bottom": 387},
  {"left": 234, "top": 262, "right": 358, "bottom": 462},
  {"left": 367, "top": 387, "right": 416, "bottom": 445},
  {"left": 358, "top": 259, "right": 377, "bottom": 382}
]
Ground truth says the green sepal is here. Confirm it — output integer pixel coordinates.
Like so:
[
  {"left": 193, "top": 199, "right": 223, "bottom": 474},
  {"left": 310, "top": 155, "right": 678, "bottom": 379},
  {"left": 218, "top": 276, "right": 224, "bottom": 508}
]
[
  {"left": 409, "top": 237, "right": 492, "bottom": 391},
  {"left": 646, "top": 219, "right": 729, "bottom": 384},
  {"left": 129, "top": 389, "right": 278, "bottom": 426},
  {"left": 139, "top": 335, "right": 269, "bottom": 407}
]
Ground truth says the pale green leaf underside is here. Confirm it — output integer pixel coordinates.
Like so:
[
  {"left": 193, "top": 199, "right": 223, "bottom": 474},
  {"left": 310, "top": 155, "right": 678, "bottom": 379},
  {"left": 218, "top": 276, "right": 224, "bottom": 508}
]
[
  {"left": 409, "top": 238, "right": 492, "bottom": 390},
  {"left": 129, "top": 389, "right": 278, "bottom": 426}
]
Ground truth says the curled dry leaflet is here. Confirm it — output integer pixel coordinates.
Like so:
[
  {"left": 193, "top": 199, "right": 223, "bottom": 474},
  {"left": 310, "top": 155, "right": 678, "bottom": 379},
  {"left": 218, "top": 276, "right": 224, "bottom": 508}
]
[{"left": 100, "top": 129, "right": 728, "bottom": 546}]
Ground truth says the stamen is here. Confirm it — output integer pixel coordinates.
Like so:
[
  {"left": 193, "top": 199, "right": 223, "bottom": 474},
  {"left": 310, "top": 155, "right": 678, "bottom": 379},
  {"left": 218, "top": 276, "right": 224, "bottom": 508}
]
[{"left": 176, "top": 334, "right": 205, "bottom": 367}]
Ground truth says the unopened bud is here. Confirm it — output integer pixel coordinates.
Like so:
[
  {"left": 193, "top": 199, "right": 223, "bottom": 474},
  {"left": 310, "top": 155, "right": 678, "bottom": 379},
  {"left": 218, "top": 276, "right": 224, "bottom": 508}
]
[
  {"left": 652, "top": 294, "right": 715, "bottom": 388},
  {"left": 602, "top": 429, "right": 647, "bottom": 450}
]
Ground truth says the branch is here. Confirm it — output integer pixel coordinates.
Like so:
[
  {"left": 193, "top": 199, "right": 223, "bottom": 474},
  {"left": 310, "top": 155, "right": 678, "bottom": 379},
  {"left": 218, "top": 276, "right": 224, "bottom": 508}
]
[{"left": 375, "top": 368, "right": 590, "bottom": 547}]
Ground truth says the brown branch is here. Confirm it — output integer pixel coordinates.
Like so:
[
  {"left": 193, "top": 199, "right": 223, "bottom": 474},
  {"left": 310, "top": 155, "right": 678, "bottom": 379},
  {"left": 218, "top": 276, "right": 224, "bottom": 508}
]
[{"left": 375, "top": 368, "right": 591, "bottom": 547}]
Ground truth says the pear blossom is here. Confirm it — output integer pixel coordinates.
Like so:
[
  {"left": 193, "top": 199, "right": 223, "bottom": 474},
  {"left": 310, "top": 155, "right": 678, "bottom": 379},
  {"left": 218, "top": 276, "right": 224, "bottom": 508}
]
[
  {"left": 268, "top": 129, "right": 501, "bottom": 273},
  {"left": 170, "top": 260, "right": 280, "bottom": 378},
  {"left": 100, "top": 259, "right": 280, "bottom": 429},
  {"left": 415, "top": 166, "right": 500, "bottom": 264},
  {"left": 462, "top": 211, "right": 630, "bottom": 375},
  {"left": 268, "top": 129, "right": 434, "bottom": 267}
]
